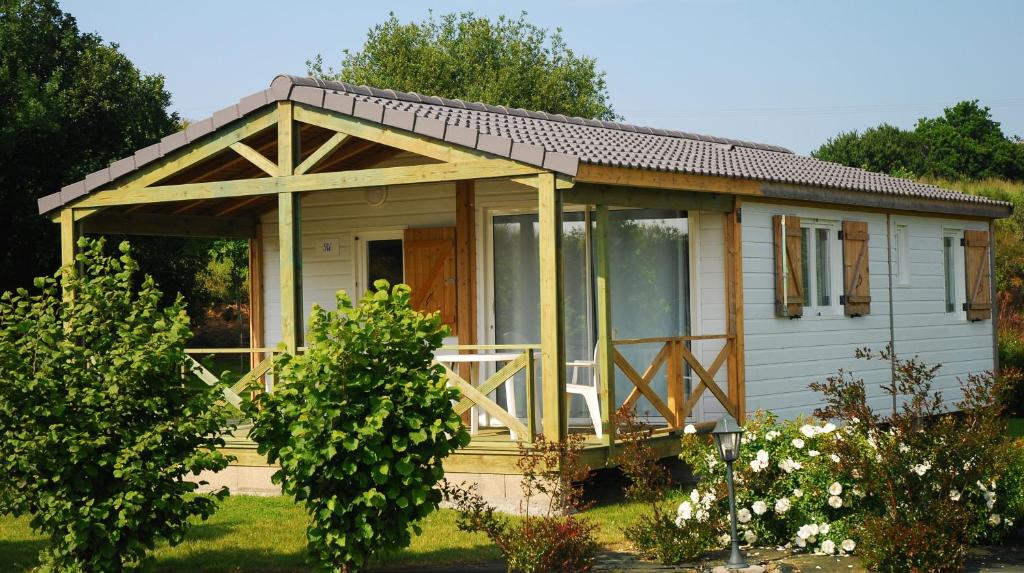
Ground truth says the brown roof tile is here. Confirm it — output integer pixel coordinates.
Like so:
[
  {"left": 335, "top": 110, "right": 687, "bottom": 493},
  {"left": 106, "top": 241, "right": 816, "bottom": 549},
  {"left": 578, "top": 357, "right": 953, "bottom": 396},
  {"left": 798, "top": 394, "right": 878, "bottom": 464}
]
[{"left": 38, "top": 74, "right": 1013, "bottom": 216}]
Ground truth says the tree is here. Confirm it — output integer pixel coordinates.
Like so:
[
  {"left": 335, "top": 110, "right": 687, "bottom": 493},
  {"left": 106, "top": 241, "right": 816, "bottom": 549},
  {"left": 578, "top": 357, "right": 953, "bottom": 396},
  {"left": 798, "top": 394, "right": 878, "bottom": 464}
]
[
  {"left": 0, "top": 0, "right": 214, "bottom": 306},
  {"left": 813, "top": 100, "right": 1024, "bottom": 181},
  {"left": 0, "top": 237, "right": 233, "bottom": 571},
  {"left": 310, "top": 11, "right": 616, "bottom": 121}
]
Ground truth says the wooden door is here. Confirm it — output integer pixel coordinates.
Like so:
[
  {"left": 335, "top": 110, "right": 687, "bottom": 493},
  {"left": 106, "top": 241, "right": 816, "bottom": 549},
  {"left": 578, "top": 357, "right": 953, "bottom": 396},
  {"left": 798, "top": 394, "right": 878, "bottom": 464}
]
[{"left": 404, "top": 227, "right": 458, "bottom": 334}]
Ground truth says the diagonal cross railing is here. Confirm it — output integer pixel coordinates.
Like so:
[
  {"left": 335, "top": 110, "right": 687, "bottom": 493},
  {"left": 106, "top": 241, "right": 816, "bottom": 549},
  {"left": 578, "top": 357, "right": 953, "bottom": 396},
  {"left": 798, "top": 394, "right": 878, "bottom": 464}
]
[{"left": 183, "top": 348, "right": 279, "bottom": 410}]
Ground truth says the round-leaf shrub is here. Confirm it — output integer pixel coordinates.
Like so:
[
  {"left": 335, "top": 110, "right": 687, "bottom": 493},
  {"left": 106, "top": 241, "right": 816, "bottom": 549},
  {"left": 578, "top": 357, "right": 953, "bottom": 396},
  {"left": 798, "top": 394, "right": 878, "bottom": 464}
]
[
  {"left": 248, "top": 281, "right": 470, "bottom": 572},
  {"left": 0, "top": 238, "right": 233, "bottom": 571}
]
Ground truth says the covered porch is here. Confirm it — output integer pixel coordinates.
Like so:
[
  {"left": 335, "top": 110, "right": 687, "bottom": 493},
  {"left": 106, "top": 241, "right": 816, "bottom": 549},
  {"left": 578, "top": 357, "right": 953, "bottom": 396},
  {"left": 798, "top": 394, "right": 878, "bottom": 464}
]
[{"left": 50, "top": 84, "right": 749, "bottom": 473}]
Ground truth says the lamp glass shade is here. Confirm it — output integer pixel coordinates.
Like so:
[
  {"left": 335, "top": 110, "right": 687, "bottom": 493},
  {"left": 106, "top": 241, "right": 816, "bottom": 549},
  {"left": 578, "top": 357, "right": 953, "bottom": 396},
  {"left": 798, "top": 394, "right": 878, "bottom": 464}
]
[{"left": 711, "top": 415, "right": 743, "bottom": 463}]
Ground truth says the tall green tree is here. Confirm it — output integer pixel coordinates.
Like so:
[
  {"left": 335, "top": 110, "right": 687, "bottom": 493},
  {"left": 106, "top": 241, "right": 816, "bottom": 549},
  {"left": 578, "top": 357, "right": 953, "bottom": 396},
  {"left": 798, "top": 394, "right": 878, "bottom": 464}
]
[
  {"left": 813, "top": 100, "right": 1024, "bottom": 181},
  {"left": 0, "top": 0, "right": 181, "bottom": 292},
  {"left": 310, "top": 11, "right": 616, "bottom": 121}
]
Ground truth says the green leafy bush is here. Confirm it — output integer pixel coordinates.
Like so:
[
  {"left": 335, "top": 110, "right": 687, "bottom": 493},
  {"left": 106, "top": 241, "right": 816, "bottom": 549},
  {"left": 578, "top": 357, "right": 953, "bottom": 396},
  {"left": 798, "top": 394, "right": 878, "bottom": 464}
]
[
  {"left": 248, "top": 281, "right": 469, "bottom": 572},
  {"left": 0, "top": 237, "right": 233, "bottom": 572},
  {"left": 617, "top": 407, "right": 718, "bottom": 563},
  {"left": 445, "top": 434, "right": 601, "bottom": 573},
  {"left": 811, "top": 348, "right": 1017, "bottom": 572}
]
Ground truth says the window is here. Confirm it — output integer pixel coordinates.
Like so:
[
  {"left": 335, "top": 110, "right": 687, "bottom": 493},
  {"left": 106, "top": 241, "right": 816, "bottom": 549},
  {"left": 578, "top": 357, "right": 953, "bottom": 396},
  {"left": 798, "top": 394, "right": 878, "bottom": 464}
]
[
  {"left": 896, "top": 224, "right": 911, "bottom": 286},
  {"left": 354, "top": 230, "right": 404, "bottom": 298},
  {"left": 943, "top": 235, "right": 957, "bottom": 313},
  {"left": 800, "top": 222, "right": 837, "bottom": 312}
]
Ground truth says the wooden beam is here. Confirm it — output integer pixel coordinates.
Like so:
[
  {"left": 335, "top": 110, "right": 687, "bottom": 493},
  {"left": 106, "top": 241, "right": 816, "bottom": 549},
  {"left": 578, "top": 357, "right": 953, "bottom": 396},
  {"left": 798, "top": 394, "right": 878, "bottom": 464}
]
[
  {"left": 563, "top": 184, "right": 734, "bottom": 212},
  {"left": 74, "top": 161, "right": 544, "bottom": 208},
  {"left": 574, "top": 164, "right": 763, "bottom": 196},
  {"left": 729, "top": 199, "right": 747, "bottom": 422},
  {"left": 111, "top": 107, "right": 277, "bottom": 190},
  {"left": 537, "top": 173, "right": 567, "bottom": 441},
  {"left": 278, "top": 101, "right": 296, "bottom": 176},
  {"left": 230, "top": 141, "right": 278, "bottom": 177},
  {"left": 216, "top": 195, "right": 268, "bottom": 217},
  {"left": 455, "top": 180, "right": 476, "bottom": 344},
  {"left": 249, "top": 224, "right": 265, "bottom": 370},
  {"left": 294, "top": 132, "right": 350, "bottom": 175},
  {"left": 760, "top": 183, "right": 1012, "bottom": 219},
  {"left": 595, "top": 204, "right": 615, "bottom": 446},
  {"left": 292, "top": 104, "right": 496, "bottom": 165},
  {"left": 81, "top": 211, "right": 257, "bottom": 239},
  {"left": 278, "top": 193, "right": 302, "bottom": 353},
  {"left": 60, "top": 208, "right": 78, "bottom": 268}
]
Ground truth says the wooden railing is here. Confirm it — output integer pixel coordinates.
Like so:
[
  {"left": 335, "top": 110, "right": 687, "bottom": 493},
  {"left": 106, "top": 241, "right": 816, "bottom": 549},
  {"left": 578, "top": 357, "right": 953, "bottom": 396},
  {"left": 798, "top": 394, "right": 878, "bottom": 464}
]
[
  {"left": 184, "top": 347, "right": 281, "bottom": 409},
  {"left": 613, "top": 334, "right": 737, "bottom": 430},
  {"left": 435, "top": 344, "right": 539, "bottom": 443}
]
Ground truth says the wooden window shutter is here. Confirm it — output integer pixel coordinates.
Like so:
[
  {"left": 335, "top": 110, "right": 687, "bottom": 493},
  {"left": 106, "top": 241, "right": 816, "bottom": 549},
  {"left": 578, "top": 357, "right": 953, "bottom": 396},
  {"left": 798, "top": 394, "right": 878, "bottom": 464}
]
[
  {"left": 773, "top": 215, "right": 804, "bottom": 318},
  {"left": 840, "top": 220, "right": 871, "bottom": 316},
  {"left": 963, "top": 229, "right": 992, "bottom": 321},
  {"left": 403, "top": 227, "right": 458, "bottom": 333}
]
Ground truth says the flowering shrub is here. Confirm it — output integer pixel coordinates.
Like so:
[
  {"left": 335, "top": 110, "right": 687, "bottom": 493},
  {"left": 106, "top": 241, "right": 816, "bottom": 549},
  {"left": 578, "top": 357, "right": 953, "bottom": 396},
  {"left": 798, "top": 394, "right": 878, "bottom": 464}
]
[
  {"left": 680, "top": 413, "right": 858, "bottom": 556},
  {"left": 810, "top": 347, "right": 1019, "bottom": 572},
  {"left": 444, "top": 434, "right": 600, "bottom": 573},
  {"left": 616, "top": 408, "right": 718, "bottom": 563}
]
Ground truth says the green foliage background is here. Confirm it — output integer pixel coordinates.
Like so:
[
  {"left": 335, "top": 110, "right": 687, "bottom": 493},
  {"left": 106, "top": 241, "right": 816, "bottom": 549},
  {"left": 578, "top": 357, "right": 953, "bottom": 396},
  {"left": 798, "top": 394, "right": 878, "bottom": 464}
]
[{"left": 310, "top": 11, "right": 617, "bottom": 121}]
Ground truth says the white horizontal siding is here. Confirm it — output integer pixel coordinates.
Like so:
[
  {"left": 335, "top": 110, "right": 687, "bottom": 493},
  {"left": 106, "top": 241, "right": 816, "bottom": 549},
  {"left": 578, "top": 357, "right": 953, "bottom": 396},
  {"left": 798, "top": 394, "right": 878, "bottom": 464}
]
[{"left": 741, "top": 201, "right": 994, "bottom": 420}]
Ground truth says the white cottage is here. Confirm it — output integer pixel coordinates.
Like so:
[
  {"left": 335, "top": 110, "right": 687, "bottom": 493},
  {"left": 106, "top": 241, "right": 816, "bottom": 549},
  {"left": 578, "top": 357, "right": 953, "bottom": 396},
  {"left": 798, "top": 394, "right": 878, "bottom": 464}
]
[{"left": 39, "top": 75, "right": 1011, "bottom": 496}]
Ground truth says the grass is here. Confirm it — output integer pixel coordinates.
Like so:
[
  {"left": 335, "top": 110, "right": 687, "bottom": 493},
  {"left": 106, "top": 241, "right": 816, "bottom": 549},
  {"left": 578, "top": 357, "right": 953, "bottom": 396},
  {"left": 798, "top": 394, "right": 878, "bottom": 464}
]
[{"left": 0, "top": 494, "right": 658, "bottom": 572}]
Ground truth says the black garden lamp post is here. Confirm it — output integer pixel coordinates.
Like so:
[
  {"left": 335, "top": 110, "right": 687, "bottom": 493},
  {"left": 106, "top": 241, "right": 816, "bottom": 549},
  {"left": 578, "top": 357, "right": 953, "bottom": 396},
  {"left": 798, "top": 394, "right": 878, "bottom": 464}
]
[{"left": 712, "top": 415, "right": 748, "bottom": 570}]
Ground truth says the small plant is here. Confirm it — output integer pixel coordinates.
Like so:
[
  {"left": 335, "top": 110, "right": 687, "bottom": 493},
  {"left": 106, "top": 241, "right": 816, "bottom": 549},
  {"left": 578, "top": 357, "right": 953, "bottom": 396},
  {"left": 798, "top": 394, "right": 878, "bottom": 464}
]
[
  {"left": 811, "top": 346, "right": 1017, "bottom": 572},
  {"left": 247, "top": 281, "right": 469, "bottom": 573},
  {"left": 617, "top": 407, "right": 719, "bottom": 563},
  {"left": 444, "top": 434, "right": 600, "bottom": 573},
  {"left": 0, "top": 238, "right": 233, "bottom": 571}
]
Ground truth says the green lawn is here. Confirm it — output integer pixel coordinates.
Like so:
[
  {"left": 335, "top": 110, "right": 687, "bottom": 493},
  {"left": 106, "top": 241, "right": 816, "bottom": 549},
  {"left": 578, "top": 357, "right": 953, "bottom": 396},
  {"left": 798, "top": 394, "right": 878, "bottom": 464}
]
[{"left": 0, "top": 495, "right": 656, "bottom": 572}]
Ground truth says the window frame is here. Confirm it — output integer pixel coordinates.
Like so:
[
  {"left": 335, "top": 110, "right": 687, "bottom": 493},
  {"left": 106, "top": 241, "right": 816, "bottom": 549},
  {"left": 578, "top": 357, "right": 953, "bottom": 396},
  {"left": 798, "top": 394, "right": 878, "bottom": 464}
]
[
  {"left": 895, "top": 223, "right": 911, "bottom": 287},
  {"left": 353, "top": 228, "right": 406, "bottom": 302},
  {"left": 799, "top": 219, "right": 843, "bottom": 317},
  {"left": 942, "top": 228, "right": 967, "bottom": 320}
]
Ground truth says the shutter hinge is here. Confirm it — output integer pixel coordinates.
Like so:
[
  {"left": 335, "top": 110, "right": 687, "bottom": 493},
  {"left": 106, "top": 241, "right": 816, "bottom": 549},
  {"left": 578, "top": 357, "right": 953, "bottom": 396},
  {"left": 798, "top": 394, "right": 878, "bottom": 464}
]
[
  {"left": 838, "top": 230, "right": 844, "bottom": 240},
  {"left": 839, "top": 295, "right": 846, "bottom": 305},
  {"left": 736, "top": 208, "right": 742, "bottom": 224},
  {"left": 963, "top": 302, "right": 969, "bottom": 311},
  {"left": 960, "top": 238, "right": 966, "bottom": 246}
]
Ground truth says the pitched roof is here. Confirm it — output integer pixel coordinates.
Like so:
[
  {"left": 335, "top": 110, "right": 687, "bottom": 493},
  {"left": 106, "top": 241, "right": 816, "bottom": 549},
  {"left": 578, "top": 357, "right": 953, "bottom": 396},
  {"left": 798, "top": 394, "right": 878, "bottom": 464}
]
[{"left": 39, "top": 74, "right": 1012, "bottom": 215}]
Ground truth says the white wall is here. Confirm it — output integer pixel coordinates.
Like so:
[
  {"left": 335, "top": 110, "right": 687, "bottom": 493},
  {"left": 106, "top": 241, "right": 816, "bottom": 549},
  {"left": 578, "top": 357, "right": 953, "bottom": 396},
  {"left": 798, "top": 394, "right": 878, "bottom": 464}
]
[
  {"left": 690, "top": 211, "right": 731, "bottom": 419},
  {"left": 741, "top": 200, "right": 994, "bottom": 419}
]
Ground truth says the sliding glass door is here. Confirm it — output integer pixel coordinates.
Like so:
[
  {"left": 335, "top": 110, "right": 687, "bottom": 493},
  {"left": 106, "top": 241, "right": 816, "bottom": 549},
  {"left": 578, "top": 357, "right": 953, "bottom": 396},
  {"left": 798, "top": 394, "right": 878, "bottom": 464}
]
[{"left": 489, "top": 207, "right": 690, "bottom": 425}]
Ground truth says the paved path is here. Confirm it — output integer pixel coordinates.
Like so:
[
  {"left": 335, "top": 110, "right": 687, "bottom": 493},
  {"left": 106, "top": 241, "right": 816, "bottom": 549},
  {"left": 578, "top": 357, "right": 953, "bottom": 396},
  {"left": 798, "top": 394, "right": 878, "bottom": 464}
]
[{"left": 375, "top": 544, "right": 1024, "bottom": 572}]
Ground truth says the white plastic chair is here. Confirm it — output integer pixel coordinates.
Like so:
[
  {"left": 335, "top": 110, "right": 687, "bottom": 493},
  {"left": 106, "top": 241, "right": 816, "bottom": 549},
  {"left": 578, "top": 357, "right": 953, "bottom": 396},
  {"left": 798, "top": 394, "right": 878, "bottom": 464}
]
[{"left": 566, "top": 342, "right": 603, "bottom": 439}]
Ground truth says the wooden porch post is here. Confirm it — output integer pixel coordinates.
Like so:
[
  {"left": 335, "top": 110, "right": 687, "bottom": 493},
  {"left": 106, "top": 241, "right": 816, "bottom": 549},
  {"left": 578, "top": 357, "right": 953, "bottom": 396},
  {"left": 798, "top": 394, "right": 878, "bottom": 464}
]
[
  {"left": 537, "top": 172, "right": 567, "bottom": 442},
  {"left": 278, "top": 101, "right": 303, "bottom": 353},
  {"left": 249, "top": 223, "right": 265, "bottom": 367},
  {"left": 724, "top": 198, "right": 746, "bottom": 423},
  {"left": 595, "top": 204, "right": 616, "bottom": 446},
  {"left": 455, "top": 180, "right": 476, "bottom": 426},
  {"left": 59, "top": 208, "right": 78, "bottom": 268}
]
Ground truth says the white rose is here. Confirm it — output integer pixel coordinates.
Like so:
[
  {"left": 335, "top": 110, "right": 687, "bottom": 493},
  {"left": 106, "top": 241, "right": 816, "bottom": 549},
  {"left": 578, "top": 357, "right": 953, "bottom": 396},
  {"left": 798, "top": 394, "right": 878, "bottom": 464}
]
[
  {"left": 828, "top": 495, "right": 843, "bottom": 508},
  {"left": 775, "top": 497, "right": 791, "bottom": 514},
  {"left": 744, "top": 529, "right": 757, "bottom": 544},
  {"left": 677, "top": 501, "right": 693, "bottom": 520},
  {"left": 990, "top": 514, "right": 1002, "bottom": 525},
  {"left": 898, "top": 443, "right": 910, "bottom": 453},
  {"left": 819, "top": 523, "right": 830, "bottom": 534},
  {"left": 719, "top": 533, "right": 732, "bottom": 546},
  {"left": 808, "top": 450, "right": 820, "bottom": 457},
  {"left": 792, "top": 488, "right": 803, "bottom": 498},
  {"left": 766, "top": 430, "right": 781, "bottom": 441},
  {"left": 797, "top": 525, "right": 812, "bottom": 540},
  {"left": 792, "top": 438, "right": 805, "bottom": 449},
  {"left": 841, "top": 539, "right": 856, "bottom": 552},
  {"left": 690, "top": 489, "right": 700, "bottom": 503},
  {"left": 737, "top": 508, "right": 751, "bottom": 523},
  {"left": 808, "top": 523, "right": 820, "bottom": 536},
  {"left": 695, "top": 508, "right": 709, "bottom": 522},
  {"left": 828, "top": 482, "right": 843, "bottom": 496},
  {"left": 674, "top": 514, "right": 686, "bottom": 527},
  {"left": 752, "top": 500, "right": 767, "bottom": 515},
  {"left": 821, "top": 422, "right": 836, "bottom": 433},
  {"left": 684, "top": 424, "right": 697, "bottom": 434},
  {"left": 756, "top": 449, "right": 769, "bottom": 462},
  {"left": 820, "top": 539, "right": 836, "bottom": 555},
  {"left": 830, "top": 453, "right": 841, "bottom": 463},
  {"left": 800, "top": 424, "right": 816, "bottom": 438},
  {"left": 795, "top": 536, "right": 807, "bottom": 548},
  {"left": 950, "top": 489, "right": 961, "bottom": 502}
]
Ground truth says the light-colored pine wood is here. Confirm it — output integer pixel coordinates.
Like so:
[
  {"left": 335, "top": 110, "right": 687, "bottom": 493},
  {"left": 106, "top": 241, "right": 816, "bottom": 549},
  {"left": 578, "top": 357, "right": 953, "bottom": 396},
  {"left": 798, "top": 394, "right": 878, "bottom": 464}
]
[
  {"left": 666, "top": 340, "right": 684, "bottom": 427},
  {"left": 278, "top": 101, "right": 295, "bottom": 176},
  {"left": 81, "top": 211, "right": 257, "bottom": 239},
  {"left": 773, "top": 214, "right": 804, "bottom": 317},
  {"left": 277, "top": 193, "right": 302, "bottom": 353},
  {"left": 452, "top": 354, "right": 528, "bottom": 414},
  {"left": 595, "top": 204, "right": 616, "bottom": 446},
  {"left": 563, "top": 184, "right": 734, "bottom": 212},
  {"left": 249, "top": 224, "right": 265, "bottom": 369},
  {"left": 75, "top": 160, "right": 543, "bottom": 208},
  {"left": 620, "top": 342, "right": 672, "bottom": 411},
  {"left": 229, "top": 141, "right": 278, "bottom": 176},
  {"left": 613, "top": 348, "right": 676, "bottom": 426},
  {"left": 441, "top": 364, "right": 530, "bottom": 438},
  {"left": 455, "top": 181, "right": 477, "bottom": 345},
  {"left": 294, "top": 131, "right": 350, "bottom": 176},
  {"left": 59, "top": 208, "right": 77, "bottom": 268},
  {"left": 574, "top": 164, "right": 763, "bottom": 196},
  {"left": 537, "top": 172, "right": 567, "bottom": 441}
]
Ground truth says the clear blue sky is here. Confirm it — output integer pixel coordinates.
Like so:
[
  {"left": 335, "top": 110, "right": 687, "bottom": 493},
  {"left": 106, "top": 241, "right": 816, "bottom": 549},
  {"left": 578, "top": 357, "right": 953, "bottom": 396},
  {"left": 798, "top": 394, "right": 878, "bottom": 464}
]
[{"left": 62, "top": 0, "right": 1024, "bottom": 154}]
